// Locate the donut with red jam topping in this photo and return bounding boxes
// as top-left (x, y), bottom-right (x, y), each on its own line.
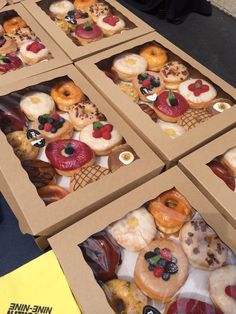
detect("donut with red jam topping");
top-left (45, 139), bottom-right (95, 176)
top-left (153, 90), bottom-right (189, 122)
top-left (75, 22), bottom-right (103, 45)
top-left (0, 54), bottom-right (22, 75)
top-left (79, 230), bottom-right (121, 282)
top-left (0, 103), bottom-right (28, 134)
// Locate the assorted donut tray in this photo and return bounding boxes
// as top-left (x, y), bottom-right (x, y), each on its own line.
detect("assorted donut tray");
top-left (0, 3), bottom-right (70, 86)
top-left (77, 32), bottom-right (236, 166)
top-left (49, 167), bottom-right (236, 314)
top-left (180, 128), bottom-right (236, 230)
top-left (22, 0), bottom-right (153, 61)
top-left (0, 65), bottom-right (162, 237)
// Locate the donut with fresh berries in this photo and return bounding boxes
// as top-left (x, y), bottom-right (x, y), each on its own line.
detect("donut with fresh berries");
top-left (79, 121), bottom-right (123, 156)
top-left (32, 113), bottom-right (74, 143)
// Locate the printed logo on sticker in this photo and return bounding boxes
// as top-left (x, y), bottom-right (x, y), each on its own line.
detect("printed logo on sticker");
top-left (7, 303), bottom-right (53, 314)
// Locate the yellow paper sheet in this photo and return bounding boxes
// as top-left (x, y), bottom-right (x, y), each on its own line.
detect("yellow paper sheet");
top-left (0, 251), bottom-right (81, 314)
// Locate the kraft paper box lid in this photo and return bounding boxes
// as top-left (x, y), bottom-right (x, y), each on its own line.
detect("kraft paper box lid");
top-left (0, 65), bottom-right (163, 238)
top-left (76, 32), bottom-right (236, 167)
top-left (0, 0), bottom-right (6, 10)
top-left (22, 0), bottom-right (153, 61)
top-left (0, 3), bottom-right (71, 87)
top-left (49, 166), bottom-right (236, 314)
top-left (179, 128), bottom-right (236, 229)
top-left (0, 251), bottom-right (81, 314)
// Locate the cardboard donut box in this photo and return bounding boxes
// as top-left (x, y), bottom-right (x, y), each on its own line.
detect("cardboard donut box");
top-left (22, 0), bottom-right (153, 61)
top-left (0, 3), bottom-right (71, 87)
top-left (76, 32), bottom-right (236, 167)
top-left (49, 166), bottom-right (236, 314)
top-left (0, 0), bottom-right (7, 10)
top-left (0, 65), bottom-right (163, 245)
top-left (179, 128), bottom-right (236, 229)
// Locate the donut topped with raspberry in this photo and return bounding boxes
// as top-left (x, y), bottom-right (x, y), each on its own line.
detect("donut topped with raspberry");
top-left (79, 121), bottom-right (123, 156)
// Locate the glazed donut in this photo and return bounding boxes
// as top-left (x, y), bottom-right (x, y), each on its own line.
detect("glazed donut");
top-left (206, 98), bottom-right (233, 116)
top-left (112, 53), bottom-right (147, 82)
top-left (79, 121), bottom-right (123, 156)
top-left (164, 297), bottom-right (223, 314)
top-left (153, 90), bottom-right (189, 123)
top-left (134, 239), bottom-right (189, 302)
top-left (87, 2), bottom-right (110, 22)
top-left (74, 0), bottom-right (96, 11)
top-left (207, 160), bottom-right (235, 191)
top-left (0, 24), bottom-right (4, 36)
top-left (45, 139), bottom-right (95, 176)
top-left (0, 54), bottom-right (23, 75)
top-left (51, 81), bottom-right (84, 112)
top-left (20, 92), bottom-right (55, 121)
top-left (103, 279), bottom-right (148, 313)
top-left (49, 0), bottom-right (75, 19)
top-left (132, 71), bottom-right (165, 102)
top-left (32, 113), bottom-right (74, 143)
top-left (108, 207), bottom-right (157, 252)
top-left (74, 22), bottom-right (103, 45)
top-left (21, 159), bottom-right (56, 188)
top-left (221, 147), bottom-right (236, 177)
top-left (0, 103), bottom-right (28, 134)
top-left (148, 188), bottom-right (192, 234)
top-left (3, 17), bottom-right (27, 34)
top-left (157, 120), bottom-right (185, 139)
top-left (6, 131), bottom-right (39, 161)
top-left (37, 185), bottom-right (69, 205)
top-left (79, 230), bottom-right (121, 282)
top-left (140, 45), bottom-right (168, 71)
top-left (180, 219), bottom-right (227, 270)
top-left (96, 14), bottom-right (125, 36)
top-left (178, 79), bottom-right (217, 108)
top-left (160, 61), bottom-right (189, 89)
top-left (209, 265), bottom-right (236, 314)
top-left (117, 82), bottom-right (139, 102)
top-left (0, 35), bottom-right (17, 55)
top-left (69, 101), bottom-right (105, 131)
top-left (19, 40), bottom-right (49, 65)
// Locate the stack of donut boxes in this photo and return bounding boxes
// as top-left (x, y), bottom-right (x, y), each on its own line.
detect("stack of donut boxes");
top-left (1, 0), bottom-right (236, 313)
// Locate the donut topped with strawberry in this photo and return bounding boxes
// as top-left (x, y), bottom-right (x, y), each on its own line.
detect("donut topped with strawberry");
top-left (178, 78), bottom-right (217, 108)
top-left (79, 121), bottom-right (123, 156)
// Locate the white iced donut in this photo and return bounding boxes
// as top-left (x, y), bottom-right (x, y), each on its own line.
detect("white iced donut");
top-left (222, 147), bottom-right (236, 176)
top-left (20, 92), bottom-right (55, 121)
top-left (209, 265), bottom-right (236, 314)
top-left (180, 219), bottom-right (227, 271)
top-left (112, 53), bottom-right (147, 81)
top-left (178, 78), bottom-right (217, 108)
top-left (157, 120), bottom-right (185, 139)
top-left (108, 207), bottom-right (157, 252)
top-left (49, 0), bottom-right (74, 18)
top-left (96, 15), bottom-right (125, 36)
top-left (19, 40), bottom-right (49, 65)
top-left (79, 121), bottom-right (123, 156)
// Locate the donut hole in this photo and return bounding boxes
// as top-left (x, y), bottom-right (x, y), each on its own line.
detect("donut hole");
top-left (165, 198), bottom-right (177, 208)
top-left (63, 90), bottom-right (70, 97)
top-left (200, 238), bottom-right (209, 245)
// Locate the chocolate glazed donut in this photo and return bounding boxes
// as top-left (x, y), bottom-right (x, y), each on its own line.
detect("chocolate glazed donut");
top-left (79, 230), bottom-right (121, 282)
top-left (207, 159), bottom-right (235, 191)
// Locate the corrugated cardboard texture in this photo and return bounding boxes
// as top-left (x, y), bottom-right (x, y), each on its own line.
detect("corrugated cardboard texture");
top-left (23, 0), bottom-right (153, 61)
top-left (179, 128), bottom-right (236, 229)
top-left (0, 3), bottom-right (71, 87)
top-left (0, 65), bottom-right (163, 237)
top-left (76, 33), bottom-right (236, 167)
top-left (49, 166), bottom-right (236, 314)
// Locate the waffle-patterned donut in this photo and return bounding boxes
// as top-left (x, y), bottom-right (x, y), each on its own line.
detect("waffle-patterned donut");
top-left (177, 108), bottom-right (212, 130)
